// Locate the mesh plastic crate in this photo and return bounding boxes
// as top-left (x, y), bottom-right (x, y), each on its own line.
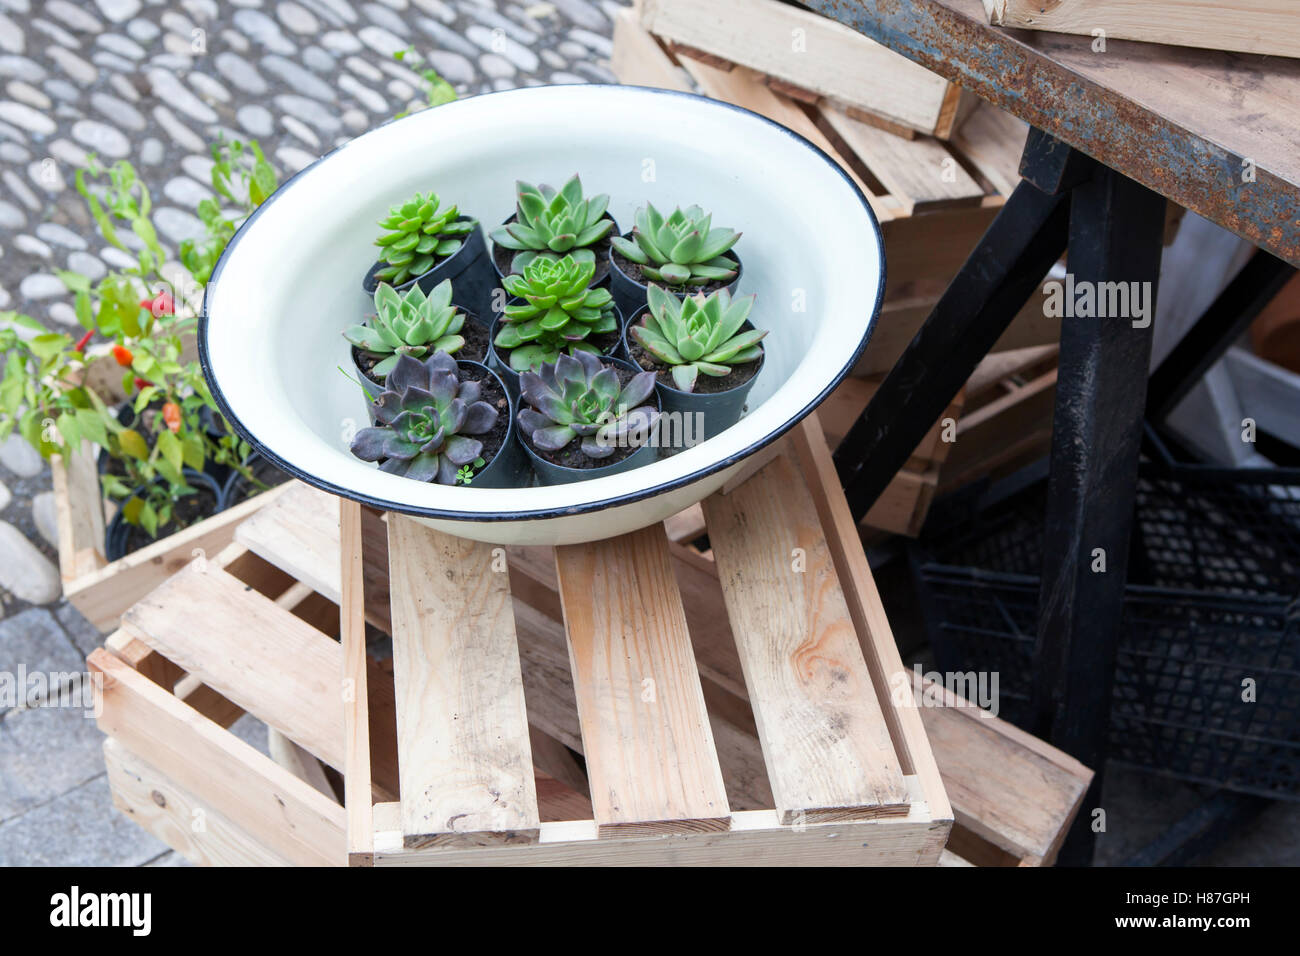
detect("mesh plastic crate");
top-left (912, 455), bottom-right (1300, 800)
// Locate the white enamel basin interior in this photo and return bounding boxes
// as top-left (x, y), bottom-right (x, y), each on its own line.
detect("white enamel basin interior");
top-left (201, 85), bottom-right (884, 545)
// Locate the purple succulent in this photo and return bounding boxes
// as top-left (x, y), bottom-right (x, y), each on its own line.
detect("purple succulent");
top-left (350, 352), bottom-right (498, 484)
top-left (517, 351), bottom-right (659, 460)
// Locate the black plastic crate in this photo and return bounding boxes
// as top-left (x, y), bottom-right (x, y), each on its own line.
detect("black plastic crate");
top-left (912, 451), bottom-right (1300, 800)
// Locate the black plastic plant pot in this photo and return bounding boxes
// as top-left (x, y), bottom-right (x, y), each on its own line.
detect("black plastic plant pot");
top-left (486, 298), bottom-right (624, 401)
top-left (516, 356), bottom-right (661, 486)
top-left (621, 308), bottom-right (765, 446)
top-left (362, 217), bottom-right (495, 325)
top-left (220, 451), bottom-right (293, 506)
top-left (489, 213), bottom-right (620, 287)
top-left (104, 468), bottom-right (225, 561)
top-left (453, 360), bottom-right (531, 489)
top-left (607, 244), bottom-right (744, 320)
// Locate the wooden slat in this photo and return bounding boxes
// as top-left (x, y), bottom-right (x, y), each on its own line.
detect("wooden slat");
top-left (104, 739), bottom-right (297, 867)
top-left (386, 515), bottom-right (539, 848)
top-left (787, 415), bottom-right (952, 832)
top-left (555, 525), bottom-right (730, 835)
top-left (239, 482), bottom-right (391, 629)
top-left (610, 8), bottom-right (691, 91)
top-left (950, 99), bottom-right (1030, 197)
top-left (90, 648), bottom-right (345, 866)
top-left (822, 105), bottom-right (984, 215)
top-left (983, 0), bottom-right (1300, 60)
top-left (121, 564), bottom-right (343, 768)
top-left (703, 453), bottom-right (911, 823)
top-left (340, 498), bottom-right (374, 863)
top-left (917, 677), bottom-right (1091, 865)
top-left (51, 440), bottom-right (106, 582)
top-left (373, 810), bottom-right (946, 866)
top-left (64, 482), bottom-right (291, 632)
top-left (641, 0), bottom-right (958, 135)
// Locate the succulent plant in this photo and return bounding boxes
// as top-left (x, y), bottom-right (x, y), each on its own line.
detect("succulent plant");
top-left (494, 254), bottom-right (617, 372)
top-left (374, 190), bottom-right (474, 286)
top-left (518, 352), bottom-right (658, 460)
top-left (632, 285), bottom-right (766, 392)
top-left (609, 203), bottom-right (740, 288)
top-left (350, 352), bottom-right (498, 484)
top-left (489, 175), bottom-right (614, 274)
top-left (344, 279), bottom-right (465, 377)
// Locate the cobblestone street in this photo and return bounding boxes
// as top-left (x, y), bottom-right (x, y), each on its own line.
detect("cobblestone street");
top-left (0, 0), bottom-right (622, 866)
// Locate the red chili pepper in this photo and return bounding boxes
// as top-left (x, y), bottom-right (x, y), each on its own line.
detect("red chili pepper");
top-left (133, 377), bottom-right (151, 390)
top-left (73, 330), bottom-right (93, 352)
top-left (140, 290), bottom-right (175, 317)
top-left (162, 402), bottom-right (182, 434)
top-left (112, 345), bottom-right (133, 367)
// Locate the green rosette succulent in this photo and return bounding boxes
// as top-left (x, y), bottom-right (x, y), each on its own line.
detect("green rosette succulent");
top-left (632, 285), bottom-right (766, 392)
top-left (609, 203), bottom-right (740, 288)
top-left (517, 352), bottom-right (658, 460)
top-left (349, 352), bottom-right (497, 484)
top-left (374, 190), bottom-right (474, 286)
top-left (344, 279), bottom-right (465, 377)
top-left (489, 174), bottom-right (614, 274)
top-left (494, 254), bottom-right (617, 372)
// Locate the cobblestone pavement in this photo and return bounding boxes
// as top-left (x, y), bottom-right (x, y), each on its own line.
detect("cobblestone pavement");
top-left (0, 0), bottom-right (623, 866)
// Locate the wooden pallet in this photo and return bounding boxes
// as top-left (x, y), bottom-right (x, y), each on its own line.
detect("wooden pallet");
top-left (49, 438), bottom-right (289, 633)
top-left (92, 414), bottom-right (1090, 866)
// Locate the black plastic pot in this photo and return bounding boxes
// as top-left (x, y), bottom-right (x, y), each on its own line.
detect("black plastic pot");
top-left (351, 308), bottom-right (490, 417)
top-left (362, 217), bottom-right (495, 325)
top-left (489, 213), bottom-right (620, 287)
top-left (515, 355), bottom-right (661, 486)
top-left (607, 244), bottom-right (744, 320)
top-left (621, 307), bottom-right (764, 446)
top-left (486, 297), bottom-right (624, 400)
top-left (450, 360), bottom-right (531, 489)
top-left (220, 451), bottom-right (293, 506)
top-left (104, 468), bottom-right (225, 561)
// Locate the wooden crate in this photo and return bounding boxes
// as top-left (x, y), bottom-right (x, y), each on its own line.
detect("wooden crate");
top-left (92, 415), bottom-right (1089, 866)
top-left (50, 439), bottom-right (290, 633)
top-left (637, 0), bottom-right (975, 137)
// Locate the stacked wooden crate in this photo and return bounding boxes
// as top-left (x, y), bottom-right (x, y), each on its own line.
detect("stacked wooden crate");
top-left (612, 1), bottom-right (1063, 535)
top-left (92, 415), bottom-right (1090, 866)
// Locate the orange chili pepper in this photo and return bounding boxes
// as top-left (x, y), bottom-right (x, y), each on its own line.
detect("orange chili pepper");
top-left (112, 345), bottom-right (133, 367)
top-left (162, 402), bottom-right (182, 434)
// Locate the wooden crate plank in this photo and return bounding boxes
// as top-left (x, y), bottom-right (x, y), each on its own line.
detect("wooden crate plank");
top-left (51, 440), bottom-right (106, 582)
top-left (90, 648), bottom-right (345, 866)
top-left (702, 453), bottom-right (911, 823)
top-left (787, 415), bottom-right (952, 834)
top-left (822, 105), bottom-right (984, 215)
top-left (641, 0), bottom-right (956, 135)
top-left (610, 8), bottom-right (691, 91)
top-left (916, 677), bottom-right (1091, 865)
top-left (386, 515), bottom-right (539, 848)
top-left (64, 482), bottom-right (291, 633)
top-left (950, 99), bottom-right (1030, 197)
top-left (121, 564), bottom-right (344, 770)
top-left (104, 739), bottom-right (298, 867)
top-left (339, 498), bottom-right (374, 863)
top-left (983, 0), bottom-right (1300, 60)
top-left (374, 810), bottom-right (946, 866)
top-left (555, 525), bottom-right (730, 835)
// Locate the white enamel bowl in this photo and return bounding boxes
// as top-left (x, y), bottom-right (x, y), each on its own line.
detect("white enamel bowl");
top-left (201, 85), bottom-right (884, 545)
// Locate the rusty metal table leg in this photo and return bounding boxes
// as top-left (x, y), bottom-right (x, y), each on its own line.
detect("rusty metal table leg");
top-left (1031, 165), bottom-right (1166, 866)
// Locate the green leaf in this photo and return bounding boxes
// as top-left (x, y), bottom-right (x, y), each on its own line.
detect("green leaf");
top-left (75, 408), bottom-right (109, 448)
top-left (157, 429), bottom-right (183, 472)
top-left (119, 428), bottom-right (149, 460)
